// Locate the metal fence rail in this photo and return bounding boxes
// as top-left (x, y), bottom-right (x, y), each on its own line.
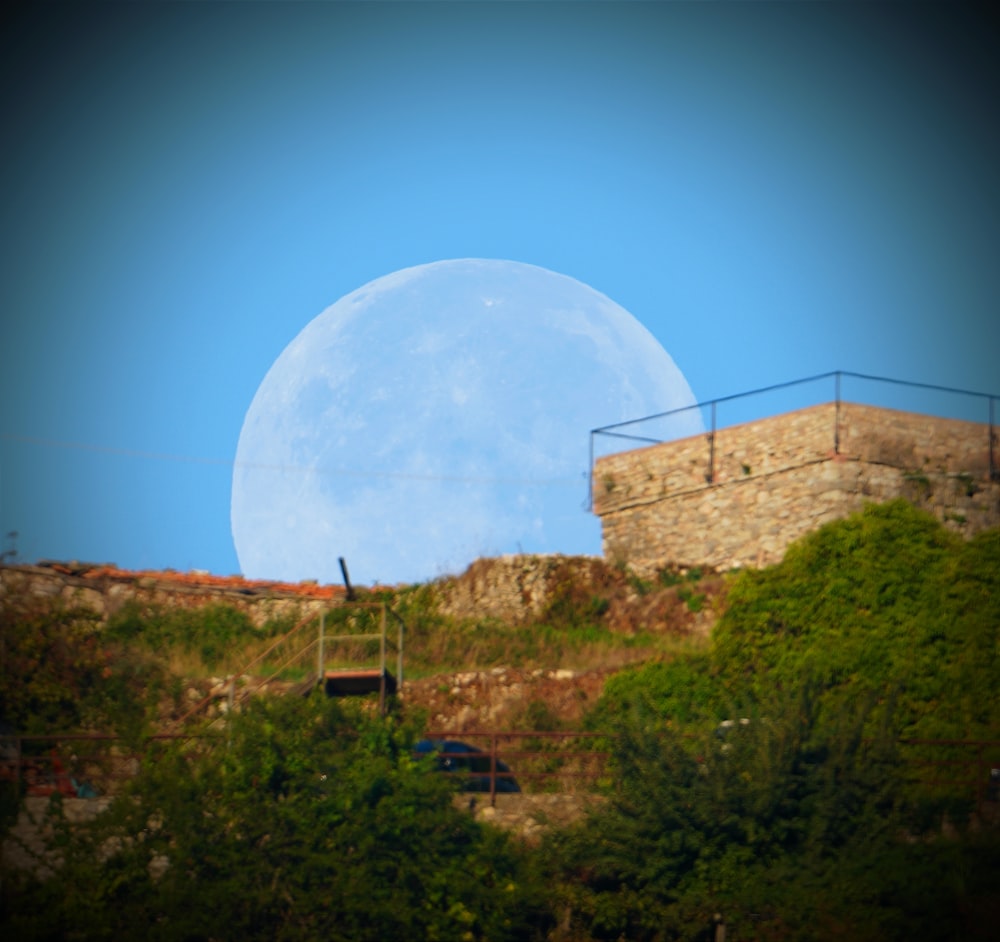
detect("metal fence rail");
top-left (0, 732), bottom-right (201, 797)
top-left (4, 731), bottom-right (998, 814)
top-left (425, 731), bottom-right (1000, 811)
top-left (171, 601), bottom-right (406, 732)
top-left (424, 730), bottom-right (614, 804)
top-left (589, 371), bottom-right (999, 508)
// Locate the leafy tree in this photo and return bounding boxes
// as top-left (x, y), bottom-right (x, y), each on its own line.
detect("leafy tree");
top-left (709, 500), bottom-right (999, 741)
top-left (587, 652), bottom-right (723, 734)
top-left (545, 686), bottom-right (998, 942)
top-left (2, 695), bottom-right (552, 941)
top-left (0, 598), bottom-right (164, 740)
top-left (570, 501), bottom-right (1000, 939)
top-left (932, 527), bottom-right (1000, 739)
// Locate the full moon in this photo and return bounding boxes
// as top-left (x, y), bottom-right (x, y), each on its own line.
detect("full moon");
top-left (231, 259), bottom-right (700, 586)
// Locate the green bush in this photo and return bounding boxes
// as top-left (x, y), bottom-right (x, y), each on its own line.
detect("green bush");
top-left (546, 687), bottom-right (996, 941)
top-left (676, 586), bottom-right (705, 613)
top-left (588, 652), bottom-right (723, 732)
top-left (0, 598), bottom-right (165, 739)
top-left (3, 696), bottom-right (552, 941)
top-left (710, 500), bottom-right (1000, 742)
top-left (569, 501), bottom-right (1000, 937)
top-left (105, 601), bottom-right (277, 673)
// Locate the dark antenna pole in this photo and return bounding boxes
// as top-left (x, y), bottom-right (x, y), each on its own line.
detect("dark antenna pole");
top-left (338, 556), bottom-right (356, 601)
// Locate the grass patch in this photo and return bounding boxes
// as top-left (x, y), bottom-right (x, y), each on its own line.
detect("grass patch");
top-left (394, 610), bottom-right (695, 679)
top-left (379, 569), bottom-right (715, 678)
top-left (677, 586), bottom-right (706, 613)
top-left (104, 601), bottom-right (303, 678)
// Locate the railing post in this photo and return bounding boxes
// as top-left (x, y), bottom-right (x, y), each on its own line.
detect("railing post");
top-left (490, 733), bottom-right (498, 807)
top-left (990, 396), bottom-right (997, 482)
top-left (227, 677), bottom-right (235, 750)
top-left (834, 371), bottom-right (842, 455)
top-left (317, 612), bottom-right (325, 690)
top-left (706, 401), bottom-right (717, 483)
top-left (396, 612), bottom-right (404, 692)
top-left (379, 605), bottom-right (387, 717)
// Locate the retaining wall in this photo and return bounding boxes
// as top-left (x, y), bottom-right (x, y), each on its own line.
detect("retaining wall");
top-left (0, 564), bottom-right (339, 627)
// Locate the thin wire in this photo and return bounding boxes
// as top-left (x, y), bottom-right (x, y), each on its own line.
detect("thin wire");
top-left (0, 433), bottom-right (585, 487)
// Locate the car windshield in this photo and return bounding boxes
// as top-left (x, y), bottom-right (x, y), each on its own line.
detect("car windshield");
top-left (414, 739), bottom-right (520, 792)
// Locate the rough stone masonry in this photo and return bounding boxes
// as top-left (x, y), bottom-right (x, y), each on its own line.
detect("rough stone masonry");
top-left (593, 401), bottom-right (1000, 577)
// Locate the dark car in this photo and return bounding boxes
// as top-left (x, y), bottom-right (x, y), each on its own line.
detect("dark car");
top-left (415, 739), bottom-right (521, 793)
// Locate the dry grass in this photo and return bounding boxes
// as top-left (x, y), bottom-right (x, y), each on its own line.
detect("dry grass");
top-left (399, 615), bottom-right (709, 679)
top-left (106, 570), bottom-right (719, 693)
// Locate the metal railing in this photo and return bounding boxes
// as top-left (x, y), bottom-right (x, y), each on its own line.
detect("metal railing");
top-left (589, 371), bottom-right (999, 508)
top-left (0, 733), bottom-right (198, 798)
top-left (317, 603), bottom-right (404, 716)
top-left (5, 731), bottom-right (997, 816)
top-left (424, 732), bottom-right (1000, 813)
top-left (423, 730), bottom-right (613, 805)
top-left (169, 608), bottom-right (323, 730)
top-left (172, 601), bottom-right (406, 731)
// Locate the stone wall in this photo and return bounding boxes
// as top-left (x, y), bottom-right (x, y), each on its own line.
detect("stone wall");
top-left (436, 554), bottom-right (614, 624)
top-left (0, 563), bottom-right (339, 628)
top-left (594, 402), bottom-right (1000, 575)
top-left (1, 796), bottom-right (116, 876)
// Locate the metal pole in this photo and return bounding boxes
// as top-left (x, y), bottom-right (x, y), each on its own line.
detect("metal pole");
top-left (990, 396), bottom-right (997, 481)
top-left (490, 733), bottom-right (498, 807)
top-left (379, 605), bottom-right (387, 716)
top-left (706, 401), bottom-right (717, 483)
top-left (227, 677), bottom-right (235, 750)
top-left (317, 613), bottom-right (325, 691)
top-left (339, 556), bottom-right (355, 601)
top-left (396, 612), bottom-right (404, 691)
top-left (834, 371), bottom-right (841, 455)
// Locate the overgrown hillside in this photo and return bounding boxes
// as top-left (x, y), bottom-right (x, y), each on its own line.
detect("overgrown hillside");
top-left (596, 498), bottom-right (1000, 742)
top-left (0, 552), bottom-right (728, 737)
top-left (2, 499), bottom-right (999, 940)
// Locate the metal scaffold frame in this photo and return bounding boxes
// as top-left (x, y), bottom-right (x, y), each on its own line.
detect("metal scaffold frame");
top-left (317, 602), bottom-right (404, 716)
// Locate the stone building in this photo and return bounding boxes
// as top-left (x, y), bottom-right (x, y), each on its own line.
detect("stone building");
top-left (592, 401), bottom-right (999, 577)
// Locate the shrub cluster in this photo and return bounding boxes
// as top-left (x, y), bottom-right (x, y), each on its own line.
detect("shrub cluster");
top-left (0, 599), bottom-right (166, 740)
top-left (103, 601), bottom-right (291, 674)
top-left (2, 697), bottom-right (551, 942)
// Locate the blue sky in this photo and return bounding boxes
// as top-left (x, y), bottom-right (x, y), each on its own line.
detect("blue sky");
top-left (1, 2), bottom-right (997, 583)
